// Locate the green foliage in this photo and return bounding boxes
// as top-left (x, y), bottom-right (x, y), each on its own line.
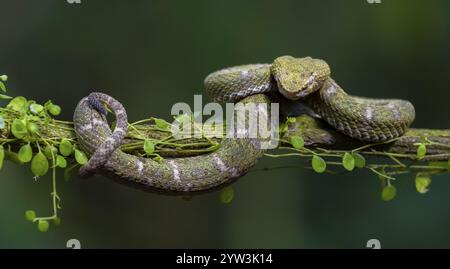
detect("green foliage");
top-left (416, 143), bottom-right (427, 160)
top-left (286, 117), bottom-right (297, 124)
top-left (7, 96), bottom-right (28, 112)
top-left (278, 122), bottom-right (289, 135)
top-left (278, 116), bottom-right (297, 137)
top-left (220, 186), bottom-right (234, 204)
top-left (74, 149), bottom-right (88, 165)
top-left (0, 116), bottom-right (4, 129)
top-left (290, 135), bottom-right (304, 149)
top-left (43, 145), bottom-right (58, 159)
top-left (52, 217), bottom-right (61, 226)
top-left (415, 174), bottom-right (432, 194)
top-left (311, 155), bottom-right (326, 173)
top-left (342, 152), bottom-right (355, 171)
top-left (18, 144), bottom-right (33, 163)
top-left (381, 185), bottom-right (397, 201)
top-left (27, 122), bottom-right (39, 134)
top-left (0, 82), bottom-right (6, 93)
top-left (29, 104), bottom-right (44, 115)
top-left (37, 220), bottom-right (50, 233)
top-left (0, 93), bottom-right (12, 100)
top-left (4, 151), bottom-right (24, 165)
top-left (154, 118), bottom-right (170, 130)
top-left (143, 139), bottom-right (155, 155)
top-left (353, 153), bottom-right (366, 168)
top-left (45, 101), bottom-right (61, 116)
top-left (11, 119), bottom-right (27, 139)
top-left (31, 152), bottom-right (49, 177)
top-left (24, 210), bottom-right (36, 221)
top-left (1, 74), bottom-right (65, 232)
top-left (174, 113), bottom-right (192, 124)
top-left (56, 155), bottom-right (67, 168)
top-left (0, 145), bottom-right (4, 170)
top-left (59, 139), bottom-right (73, 156)
top-left (0, 74), bottom-right (7, 93)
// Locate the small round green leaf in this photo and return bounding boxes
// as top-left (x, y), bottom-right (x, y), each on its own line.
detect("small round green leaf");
top-left (154, 118), bottom-right (170, 130)
top-left (143, 139), bottom-right (155, 155)
top-left (29, 104), bottom-right (44, 114)
top-left (290, 136), bottom-right (304, 149)
top-left (0, 145), bottom-right (4, 170)
top-left (31, 152), bottom-right (49, 177)
top-left (25, 210), bottom-right (36, 221)
top-left (48, 104), bottom-right (61, 116)
top-left (74, 149), bottom-right (88, 165)
top-left (153, 155), bottom-right (164, 163)
top-left (220, 186), bottom-right (234, 204)
top-left (381, 185), bottom-right (397, 201)
top-left (0, 74), bottom-right (8, 82)
top-left (353, 153), bottom-right (366, 168)
top-left (415, 174), bottom-right (432, 194)
top-left (7, 96), bottom-right (28, 112)
top-left (342, 152), bottom-right (355, 171)
top-left (0, 81), bottom-right (6, 92)
top-left (56, 155), bottom-right (67, 168)
top-left (4, 151), bottom-right (24, 165)
top-left (417, 144), bottom-right (426, 160)
top-left (312, 155), bottom-right (326, 173)
top-left (52, 217), bottom-right (61, 226)
top-left (43, 145), bottom-right (58, 159)
top-left (27, 122), bottom-right (39, 134)
top-left (18, 144), bottom-right (33, 163)
top-left (11, 119), bottom-right (28, 139)
top-left (37, 220), bottom-right (50, 233)
top-left (59, 139), bottom-right (73, 157)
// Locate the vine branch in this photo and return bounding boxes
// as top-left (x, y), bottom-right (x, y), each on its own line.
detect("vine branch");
top-left (0, 74), bottom-right (449, 232)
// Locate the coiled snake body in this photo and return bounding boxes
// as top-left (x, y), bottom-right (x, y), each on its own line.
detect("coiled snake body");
top-left (74, 56), bottom-right (415, 193)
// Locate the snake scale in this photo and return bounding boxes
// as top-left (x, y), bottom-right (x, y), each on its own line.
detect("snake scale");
top-left (74, 56), bottom-right (415, 193)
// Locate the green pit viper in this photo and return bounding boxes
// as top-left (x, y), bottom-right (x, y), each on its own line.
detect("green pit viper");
top-left (73, 56), bottom-right (415, 193)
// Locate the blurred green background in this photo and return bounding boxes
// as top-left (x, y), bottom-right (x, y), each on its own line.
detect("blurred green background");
top-left (1, 0), bottom-right (450, 248)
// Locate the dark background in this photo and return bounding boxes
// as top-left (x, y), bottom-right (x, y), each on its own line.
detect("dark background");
top-left (0, 0), bottom-right (449, 248)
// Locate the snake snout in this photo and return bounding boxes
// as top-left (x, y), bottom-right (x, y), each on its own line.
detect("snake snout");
top-left (271, 56), bottom-right (331, 101)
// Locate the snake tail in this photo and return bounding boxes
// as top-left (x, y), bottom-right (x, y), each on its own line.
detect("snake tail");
top-left (76, 92), bottom-right (128, 176)
top-left (74, 92), bottom-right (270, 193)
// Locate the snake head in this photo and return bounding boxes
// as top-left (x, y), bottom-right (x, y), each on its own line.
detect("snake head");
top-left (272, 56), bottom-right (331, 100)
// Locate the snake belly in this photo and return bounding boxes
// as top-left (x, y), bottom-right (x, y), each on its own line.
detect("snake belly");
top-left (205, 56), bottom-right (415, 142)
top-left (74, 92), bottom-right (269, 193)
